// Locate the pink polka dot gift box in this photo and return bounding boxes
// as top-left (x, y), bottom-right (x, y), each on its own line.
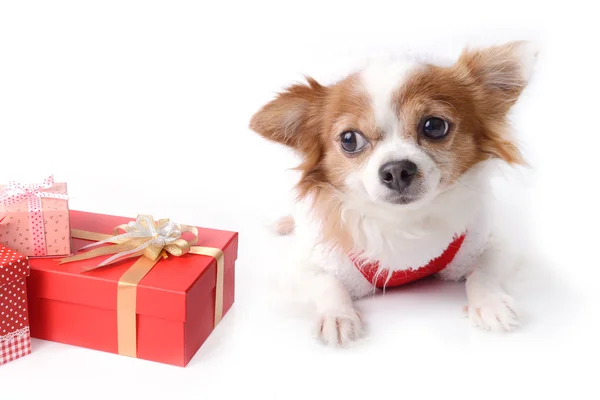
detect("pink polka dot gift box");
top-left (0, 175), bottom-right (71, 257)
top-left (0, 244), bottom-right (31, 366)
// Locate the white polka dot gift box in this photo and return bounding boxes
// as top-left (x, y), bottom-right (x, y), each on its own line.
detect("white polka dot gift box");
top-left (0, 175), bottom-right (71, 257)
top-left (0, 244), bottom-right (31, 366)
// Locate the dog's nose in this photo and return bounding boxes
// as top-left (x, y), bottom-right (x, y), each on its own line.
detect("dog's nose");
top-left (379, 160), bottom-right (418, 192)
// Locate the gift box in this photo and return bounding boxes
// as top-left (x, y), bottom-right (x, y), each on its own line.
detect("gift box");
top-left (26, 210), bottom-right (237, 367)
top-left (1, 245), bottom-right (32, 366)
top-left (0, 175), bottom-right (71, 257)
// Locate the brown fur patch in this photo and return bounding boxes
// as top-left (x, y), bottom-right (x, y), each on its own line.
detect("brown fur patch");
top-left (392, 44), bottom-right (530, 187)
top-left (250, 75), bottom-right (375, 251)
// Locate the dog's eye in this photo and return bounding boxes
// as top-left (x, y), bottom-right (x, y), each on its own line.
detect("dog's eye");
top-left (340, 130), bottom-right (368, 154)
top-left (422, 117), bottom-right (449, 139)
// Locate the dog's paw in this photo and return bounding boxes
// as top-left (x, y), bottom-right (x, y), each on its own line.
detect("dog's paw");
top-left (316, 309), bottom-right (364, 347)
top-left (465, 293), bottom-right (520, 332)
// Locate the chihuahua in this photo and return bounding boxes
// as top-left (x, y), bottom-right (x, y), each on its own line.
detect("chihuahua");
top-left (250, 41), bottom-right (537, 346)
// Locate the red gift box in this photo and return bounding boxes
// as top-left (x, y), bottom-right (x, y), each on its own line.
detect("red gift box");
top-left (26, 210), bottom-right (237, 367)
top-left (1, 245), bottom-right (32, 366)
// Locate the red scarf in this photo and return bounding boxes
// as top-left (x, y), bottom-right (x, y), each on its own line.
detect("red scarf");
top-left (352, 234), bottom-right (466, 288)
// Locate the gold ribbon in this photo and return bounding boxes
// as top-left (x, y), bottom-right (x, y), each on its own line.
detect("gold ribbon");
top-left (62, 215), bottom-right (225, 358)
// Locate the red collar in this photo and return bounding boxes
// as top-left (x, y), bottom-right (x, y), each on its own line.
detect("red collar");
top-left (351, 233), bottom-right (466, 288)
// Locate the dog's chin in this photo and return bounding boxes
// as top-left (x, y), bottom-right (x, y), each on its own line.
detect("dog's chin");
top-left (375, 186), bottom-right (439, 209)
top-left (355, 179), bottom-right (438, 210)
top-left (381, 193), bottom-right (424, 206)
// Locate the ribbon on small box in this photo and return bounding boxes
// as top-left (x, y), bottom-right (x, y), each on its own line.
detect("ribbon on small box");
top-left (60, 214), bottom-right (225, 359)
top-left (0, 176), bottom-right (69, 256)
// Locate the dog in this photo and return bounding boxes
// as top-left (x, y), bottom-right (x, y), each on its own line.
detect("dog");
top-left (249, 41), bottom-right (538, 346)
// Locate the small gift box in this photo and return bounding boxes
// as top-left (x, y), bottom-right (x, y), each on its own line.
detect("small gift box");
top-left (1, 245), bottom-right (32, 366)
top-left (27, 210), bottom-right (237, 367)
top-left (0, 175), bottom-right (71, 257)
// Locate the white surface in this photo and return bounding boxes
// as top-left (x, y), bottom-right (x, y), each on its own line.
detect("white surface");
top-left (1, 1), bottom-right (599, 398)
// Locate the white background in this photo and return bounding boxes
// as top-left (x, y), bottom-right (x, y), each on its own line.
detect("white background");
top-left (1, 1), bottom-right (599, 399)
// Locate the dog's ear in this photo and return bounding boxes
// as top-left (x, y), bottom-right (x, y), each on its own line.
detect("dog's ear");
top-left (458, 40), bottom-right (539, 114)
top-left (457, 41), bottom-right (538, 165)
top-left (249, 77), bottom-right (327, 154)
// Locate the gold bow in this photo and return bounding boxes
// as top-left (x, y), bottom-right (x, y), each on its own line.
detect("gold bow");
top-left (60, 214), bottom-right (200, 268)
top-left (61, 214), bottom-right (225, 358)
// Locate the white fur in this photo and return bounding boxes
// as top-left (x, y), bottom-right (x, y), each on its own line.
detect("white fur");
top-left (360, 59), bottom-right (418, 130)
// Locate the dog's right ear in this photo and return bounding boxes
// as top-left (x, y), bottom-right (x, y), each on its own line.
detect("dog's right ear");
top-left (249, 77), bottom-right (327, 154)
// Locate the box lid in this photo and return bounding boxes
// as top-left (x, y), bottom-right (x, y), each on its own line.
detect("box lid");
top-left (1, 245), bottom-right (30, 287)
top-left (28, 210), bottom-right (238, 322)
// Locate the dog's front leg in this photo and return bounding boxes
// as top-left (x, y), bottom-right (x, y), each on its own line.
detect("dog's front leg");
top-left (295, 265), bottom-right (364, 346)
top-left (465, 235), bottom-right (520, 331)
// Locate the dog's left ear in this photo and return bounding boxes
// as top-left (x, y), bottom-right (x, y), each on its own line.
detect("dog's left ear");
top-left (458, 40), bottom-right (539, 114)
